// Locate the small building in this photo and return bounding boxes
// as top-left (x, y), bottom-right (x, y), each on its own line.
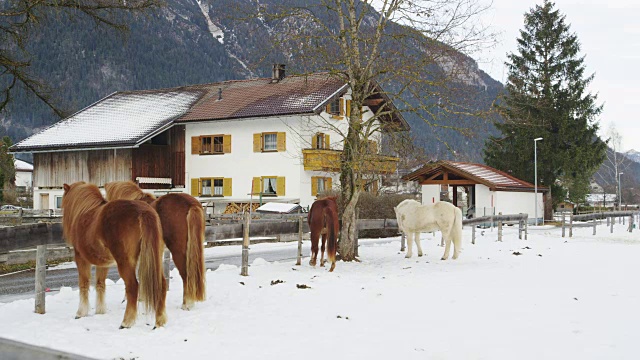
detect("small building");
top-left (14, 159), bottom-right (33, 193)
top-left (403, 161), bottom-right (548, 223)
top-left (585, 193), bottom-right (617, 209)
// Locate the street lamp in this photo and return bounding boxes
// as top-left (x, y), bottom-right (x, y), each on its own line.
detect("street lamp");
top-left (618, 172), bottom-right (624, 211)
top-left (534, 137), bottom-right (543, 226)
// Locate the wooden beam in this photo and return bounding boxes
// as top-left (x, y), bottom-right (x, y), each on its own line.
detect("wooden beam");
top-left (364, 99), bottom-right (384, 106)
top-left (420, 180), bottom-right (477, 185)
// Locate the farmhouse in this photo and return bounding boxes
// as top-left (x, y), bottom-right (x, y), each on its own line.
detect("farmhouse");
top-left (10, 66), bottom-right (408, 213)
top-left (404, 160), bottom-right (548, 223)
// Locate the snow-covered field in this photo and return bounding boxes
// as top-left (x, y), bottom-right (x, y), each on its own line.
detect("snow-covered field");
top-left (0, 224), bottom-right (638, 359)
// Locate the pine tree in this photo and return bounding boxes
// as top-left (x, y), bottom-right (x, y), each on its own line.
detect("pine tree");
top-left (484, 0), bottom-right (606, 208)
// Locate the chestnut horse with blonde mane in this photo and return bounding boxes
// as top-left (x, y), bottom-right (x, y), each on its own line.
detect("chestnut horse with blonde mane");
top-left (308, 196), bottom-right (339, 272)
top-left (62, 182), bottom-right (167, 329)
top-left (105, 181), bottom-right (206, 310)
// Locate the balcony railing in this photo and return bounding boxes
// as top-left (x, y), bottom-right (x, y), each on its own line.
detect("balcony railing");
top-left (302, 149), bottom-right (398, 174)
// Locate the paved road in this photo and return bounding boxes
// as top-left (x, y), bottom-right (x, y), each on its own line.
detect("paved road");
top-left (0, 241), bottom-right (314, 303)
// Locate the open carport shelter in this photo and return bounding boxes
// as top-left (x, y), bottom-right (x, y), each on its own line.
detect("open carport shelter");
top-left (403, 161), bottom-right (548, 224)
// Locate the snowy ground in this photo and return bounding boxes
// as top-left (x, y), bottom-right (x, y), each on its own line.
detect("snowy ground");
top-left (0, 223), bottom-right (638, 359)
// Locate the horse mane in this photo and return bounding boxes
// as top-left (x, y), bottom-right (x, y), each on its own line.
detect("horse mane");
top-left (105, 181), bottom-right (156, 203)
top-left (62, 182), bottom-right (106, 245)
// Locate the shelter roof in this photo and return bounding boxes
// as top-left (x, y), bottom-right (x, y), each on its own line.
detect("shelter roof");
top-left (403, 160), bottom-right (548, 192)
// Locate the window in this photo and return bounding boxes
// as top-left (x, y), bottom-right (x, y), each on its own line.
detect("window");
top-left (328, 99), bottom-right (340, 115)
top-left (252, 176), bottom-right (285, 196)
top-left (263, 133), bottom-right (277, 151)
top-left (312, 133), bottom-right (329, 149)
top-left (311, 176), bottom-right (332, 196)
top-left (55, 196), bottom-right (63, 209)
top-left (191, 135), bottom-right (231, 155)
top-left (191, 178), bottom-right (232, 197)
top-left (253, 132), bottom-right (286, 152)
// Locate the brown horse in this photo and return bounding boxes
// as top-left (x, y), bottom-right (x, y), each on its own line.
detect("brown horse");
top-left (62, 182), bottom-right (167, 329)
top-left (308, 196), bottom-right (339, 272)
top-left (105, 181), bottom-right (206, 310)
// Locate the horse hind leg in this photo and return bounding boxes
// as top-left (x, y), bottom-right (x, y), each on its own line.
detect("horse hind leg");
top-left (441, 232), bottom-right (452, 260)
top-left (75, 256), bottom-right (91, 319)
top-left (95, 266), bottom-right (109, 315)
top-left (405, 232), bottom-right (414, 258)
top-left (320, 231), bottom-right (327, 267)
top-left (117, 263), bottom-right (139, 329)
top-left (415, 233), bottom-right (424, 257)
top-left (309, 230), bottom-right (319, 267)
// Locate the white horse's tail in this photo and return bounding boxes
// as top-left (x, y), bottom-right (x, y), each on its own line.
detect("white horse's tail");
top-left (451, 206), bottom-right (463, 257)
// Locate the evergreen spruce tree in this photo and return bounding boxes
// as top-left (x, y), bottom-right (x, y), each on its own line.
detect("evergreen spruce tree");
top-left (484, 0), bottom-right (606, 209)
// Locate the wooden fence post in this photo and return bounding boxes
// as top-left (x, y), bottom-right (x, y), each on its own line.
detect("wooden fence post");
top-left (296, 216), bottom-right (303, 266)
top-left (569, 213), bottom-right (573, 238)
top-left (606, 216), bottom-right (610, 227)
top-left (518, 219), bottom-right (523, 240)
top-left (592, 215), bottom-right (597, 236)
top-left (472, 224), bottom-right (476, 244)
top-left (610, 215), bottom-right (614, 233)
top-left (561, 212), bottom-right (565, 238)
top-left (497, 212), bottom-right (503, 242)
top-left (628, 214), bottom-right (633, 233)
top-left (34, 244), bottom-right (47, 314)
top-left (163, 248), bottom-right (171, 291)
top-left (355, 209), bottom-right (359, 257)
top-left (240, 212), bottom-right (250, 276)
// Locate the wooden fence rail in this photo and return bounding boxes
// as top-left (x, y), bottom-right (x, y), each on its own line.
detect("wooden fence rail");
top-left (5, 209), bottom-right (637, 314)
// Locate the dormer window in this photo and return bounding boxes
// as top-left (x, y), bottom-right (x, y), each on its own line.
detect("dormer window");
top-left (328, 99), bottom-right (340, 116)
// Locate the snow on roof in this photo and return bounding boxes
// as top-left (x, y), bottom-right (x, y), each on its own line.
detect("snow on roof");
top-left (256, 202), bottom-right (302, 213)
top-left (10, 90), bottom-right (203, 152)
top-left (14, 159), bottom-right (33, 172)
top-left (451, 162), bottom-right (526, 188)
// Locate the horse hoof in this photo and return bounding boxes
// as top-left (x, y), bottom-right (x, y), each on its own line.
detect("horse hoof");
top-left (329, 264), bottom-right (335, 272)
top-left (119, 325), bottom-right (128, 330)
top-left (440, 257), bottom-right (448, 261)
top-left (418, 253), bottom-right (423, 257)
top-left (75, 316), bottom-right (81, 320)
top-left (405, 254), bottom-right (411, 259)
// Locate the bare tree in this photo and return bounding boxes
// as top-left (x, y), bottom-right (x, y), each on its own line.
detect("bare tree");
top-left (237, 0), bottom-right (495, 261)
top-left (1, 0), bottom-right (164, 116)
top-left (594, 123), bottom-right (632, 209)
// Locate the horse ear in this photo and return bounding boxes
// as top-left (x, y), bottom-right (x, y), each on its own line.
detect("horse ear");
top-left (63, 184), bottom-right (70, 192)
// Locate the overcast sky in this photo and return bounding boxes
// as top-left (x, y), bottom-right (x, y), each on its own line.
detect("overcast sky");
top-left (476, 0), bottom-right (640, 152)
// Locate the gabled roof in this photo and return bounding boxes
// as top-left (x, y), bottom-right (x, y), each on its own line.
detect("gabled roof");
top-left (403, 160), bottom-right (548, 192)
top-left (10, 89), bottom-right (204, 153)
top-left (10, 72), bottom-right (408, 153)
top-left (177, 73), bottom-right (348, 122)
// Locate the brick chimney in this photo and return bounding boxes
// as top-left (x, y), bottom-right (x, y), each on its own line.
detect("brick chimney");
top-left (271, 64), bottom-right (286, 83)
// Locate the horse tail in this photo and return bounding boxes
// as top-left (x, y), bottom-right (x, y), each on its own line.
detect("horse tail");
top-left (324, 207), bottom-right (338, 272)
top-left (185, 205), bottom-right (206, 303)
top-left (137, 209), bottom-right (167, 316)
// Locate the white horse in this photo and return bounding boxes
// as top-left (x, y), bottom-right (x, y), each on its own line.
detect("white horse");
top-left (394, 199), bottom-right (463, 260)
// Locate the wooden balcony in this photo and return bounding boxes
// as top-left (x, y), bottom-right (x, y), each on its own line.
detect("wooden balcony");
top-left (302, 149), bottom-right (399, 174)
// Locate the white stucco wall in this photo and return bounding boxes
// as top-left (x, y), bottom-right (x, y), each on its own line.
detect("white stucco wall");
top-left (15, 171), bottom-right (32, 189)
top-left (421, 184), bottom-right (441, 205)
top-left (474, 184), bottom-right (494, 216)
top-left (474, 184), bottom-right (544, 222)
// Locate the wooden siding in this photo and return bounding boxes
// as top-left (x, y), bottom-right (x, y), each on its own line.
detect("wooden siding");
top-left (170, 125), bottom-right (185, 187)
top-left (34, 149), bottom-right (132, 188)
top-left (132, 145), bottom-right (171, 186)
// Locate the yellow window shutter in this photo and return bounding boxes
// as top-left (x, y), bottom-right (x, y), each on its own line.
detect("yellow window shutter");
top-left (252, 177), bottom-right (261, 195)
top-left (277, 132), bottom-right (286, 152)
top-left (190, 178), bottom-right (200, 196)
top-left (276, 177), bottom-right (285, 196)
top-left (326, 177), bottom-right (332, 190)
top-left (325, 103), bottom-right (331, 114)
top-left (223, 134), bottom-right (232, 153)
top-left (339, 98), bottom-right (344, 116)
top-left (223, 178), bottom-right (232, 196)
top-left (311, 176), bottom-right (318, 196)
top-left (311, 134), bottom-right (318, 149)
top-left (191, 136), bottom-right (201, 154)
top-left (324, 134), bottom-right (330, 149)
top-left (253, 133), bottom-right (262, 152)
top-left (369, 140), bottom-right (378, 154)
top-left (346, 100), bottom-right (351, 117)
